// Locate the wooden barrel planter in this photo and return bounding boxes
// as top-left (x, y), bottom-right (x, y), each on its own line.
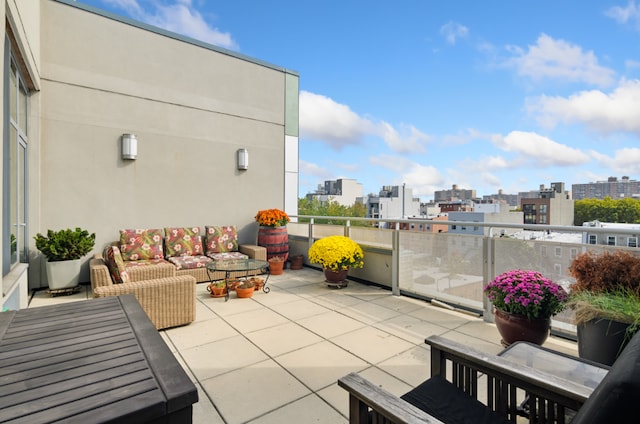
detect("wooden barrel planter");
top-left (257, 226), bottom-right (289, 261)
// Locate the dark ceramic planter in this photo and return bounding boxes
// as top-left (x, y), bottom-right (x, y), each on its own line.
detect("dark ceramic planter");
top-left (324, 267), bottom-right (349, 288)
top-left (577, 318), bottom-right (632, 366)
top-left (494, 308), bottom-right (551, 346)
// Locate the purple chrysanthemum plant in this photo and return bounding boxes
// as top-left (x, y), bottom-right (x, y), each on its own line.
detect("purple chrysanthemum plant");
top-left (484, 269), bottom-right (568, 319)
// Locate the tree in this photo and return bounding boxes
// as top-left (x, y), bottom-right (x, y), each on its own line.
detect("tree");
top-left (297, 198), bottom-right (370, 226)
top-left (574, 197), bottom-right (640, 225)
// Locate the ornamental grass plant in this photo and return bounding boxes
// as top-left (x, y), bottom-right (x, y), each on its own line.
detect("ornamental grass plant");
top-left (255, 209), bottom-right (290, 227)
top-left (308, 235), bottom-right (364, 272)
top-left (484, 269), bottom-right (568, 319)
top-left (568, 250), bottom-right (640, 330)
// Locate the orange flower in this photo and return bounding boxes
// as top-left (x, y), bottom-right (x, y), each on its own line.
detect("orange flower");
top-left (255, 209), bottom-right (290, 227)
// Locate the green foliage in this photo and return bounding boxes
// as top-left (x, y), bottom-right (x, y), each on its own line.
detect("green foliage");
top-left (574, 197), bottom-right (640, 225)
top-left (34, 228), bottom-right (96, 262)
top-left (297, 198), bottom-right (370, 226)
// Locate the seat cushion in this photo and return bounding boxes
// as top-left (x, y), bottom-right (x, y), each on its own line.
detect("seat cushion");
top-left (167, 255), bottom-right (212, 271)
top-left (207, 251), bottom-right (249, 261)
top-left (164, 227), bottom-right (204, 258)
top-left (400, 375), bottom-right (510, 424)
top-left (206, 225), bottom-right (239, 254)
top-left (119, 228), bottom-right (164, 261)
top-left (103, 245), bottom-right (130, 284)
top-left (571, 330), bottom-right (640, 423)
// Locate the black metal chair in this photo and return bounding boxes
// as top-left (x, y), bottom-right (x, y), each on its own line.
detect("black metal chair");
top-left (339, 331), bottom-right (640, 423)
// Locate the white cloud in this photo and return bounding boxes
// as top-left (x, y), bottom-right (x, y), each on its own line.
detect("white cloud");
top-left (529, 79), bottom-right (640, 135)
top-left (606, 1), bottom-right (640, 29)
top-left (590, 148), bottom-right (640, 174)
top-left (494, 131), bottom-right (590, 166)
top-left (299, 91), bottom-right (375, 149)
top-left (102, 0), bottom-right (237, 49)
top-left (299, 159), bottom-right (330, 178)
top-left (505, 34), bottom-right (616, 87)
top-left (376, 122), bottom-right (430, 153)
top-left (369, 155), bottom-right (445, 198)
top-left (300, 91), bottom-right (431, 152)
top-left (440, 21), bottom-right (469, 45)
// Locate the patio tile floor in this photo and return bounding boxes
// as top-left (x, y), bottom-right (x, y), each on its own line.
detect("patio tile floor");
top-left (28, 267), bottom-right (579, 423)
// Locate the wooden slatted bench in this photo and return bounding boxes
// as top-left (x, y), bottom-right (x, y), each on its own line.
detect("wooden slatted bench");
top-left (0, 295), bottom-right (198, 423)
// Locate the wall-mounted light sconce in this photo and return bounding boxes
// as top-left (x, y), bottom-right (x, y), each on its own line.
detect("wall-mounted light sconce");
top-left (121, 134), bottom-right (138, 160)
top-left (237, 148), bottom-right (248, 170)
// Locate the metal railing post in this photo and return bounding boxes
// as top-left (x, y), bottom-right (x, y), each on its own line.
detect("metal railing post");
top-left (391, 222), bottom-right (400, 296)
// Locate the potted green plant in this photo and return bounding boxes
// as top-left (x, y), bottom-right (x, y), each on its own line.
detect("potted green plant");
top-left (268, 256), bottom-right (285, 275)
top-left (308, 235), bottom-right (364, 288)
top-left (34, 227), bottom-right (95, 290)
top-left (235, 280), bottom-right (255, 298)
top-left (568, 250), bottom-right (640, 365)
top-left (207, 281), bottom-right (227, 297)
top-left (484, 269), bottom-right (568, 346)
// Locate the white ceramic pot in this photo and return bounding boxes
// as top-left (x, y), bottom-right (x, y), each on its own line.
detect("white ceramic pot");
top-left (45, 259), bottom-right (81, 290)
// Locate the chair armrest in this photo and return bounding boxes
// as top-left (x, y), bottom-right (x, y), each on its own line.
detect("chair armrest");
top-left (90, 255), bottom-right (113, 289)
top-left (338, 372), bottom-right (444, 424)
top-left (239, 244), bottom-right (266, 260)
top-left (92, 275), bottom-right (196, 330)
top-left (426, 335), bottom-right (592, 416)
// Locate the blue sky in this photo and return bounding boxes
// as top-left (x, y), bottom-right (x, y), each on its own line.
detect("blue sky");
top-left (76, 0), bottom-right (640, 201)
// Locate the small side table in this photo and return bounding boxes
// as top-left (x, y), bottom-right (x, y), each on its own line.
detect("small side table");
top-left (499, 341), bottom-right (610, 419)
top-left (206, 259), bottom-right (269, 301)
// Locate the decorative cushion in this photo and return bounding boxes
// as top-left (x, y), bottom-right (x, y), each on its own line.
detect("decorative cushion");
top-left (103, 245), bottom-right (130, 284)
top-left (123, 258), bottom-right (169, 269)
top-left (207, 251), bottom-right (249, 261)
top-left (119, 229), bottom-right (164, 261)
top-left (167, 255), bottom-right (212, 270)
top-left (206, 226), bottom-right (239, 254)
top-left (401, 375), bottom-right (510, 424)
top-left (164, 227), bottom-right (204, 258)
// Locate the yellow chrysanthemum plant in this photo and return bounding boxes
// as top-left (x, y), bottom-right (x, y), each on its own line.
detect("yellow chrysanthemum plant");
top-left (308, 235), bottom-right (364, 272)
top-left (255, 209), bottom-right (290, 227)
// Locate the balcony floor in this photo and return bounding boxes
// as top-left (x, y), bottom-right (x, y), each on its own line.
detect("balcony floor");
top-left (29, 267), bottom-right (579, 423)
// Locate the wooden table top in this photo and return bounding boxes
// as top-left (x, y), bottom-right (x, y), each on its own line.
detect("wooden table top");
top-left (0, 295), bottom-right (197, 423)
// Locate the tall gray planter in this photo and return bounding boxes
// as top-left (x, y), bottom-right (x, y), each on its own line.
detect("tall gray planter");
top-left (577, 318), bottom-right (632, 366)
top-left (45, 259), bottom-right (81, 290)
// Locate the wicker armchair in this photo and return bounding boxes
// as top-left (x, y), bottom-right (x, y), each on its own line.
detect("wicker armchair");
top-left (90, 256), bottom-right (196, 330)
top-left (339, 333), bottom-right (640, 424)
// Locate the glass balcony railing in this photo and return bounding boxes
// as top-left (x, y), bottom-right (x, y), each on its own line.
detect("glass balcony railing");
top-left (288, 215), bottom-right (640, 339)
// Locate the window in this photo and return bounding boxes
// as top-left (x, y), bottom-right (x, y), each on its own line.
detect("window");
top-left (628, 237), bottom-right (638, 248)
top-left (541, 246), bottom-right (547, 257)
top-left (570, 248), bottom-right (578, 259)
top-left (555, 247), bottom-right (562, 257)
top-left (588, 234), bottom-right (597, 245)
top-left (607, 236), bottom-right (616, 246)
top-left (3, 41), bottom-right (29, 275)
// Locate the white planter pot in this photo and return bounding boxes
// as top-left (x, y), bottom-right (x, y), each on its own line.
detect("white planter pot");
top-left (45, 259), bottom-right (81, 290)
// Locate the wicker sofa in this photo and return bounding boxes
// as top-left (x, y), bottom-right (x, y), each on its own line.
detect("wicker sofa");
top-left (90, 226), bottom-right (267, 329)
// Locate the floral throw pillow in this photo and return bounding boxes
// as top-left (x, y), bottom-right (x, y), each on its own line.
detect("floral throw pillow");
top-left (206, 225), bottom-right (239, 254)
top-left (119, 228), bottom-right (164, 261)
top-left (103, 245), bottom-right (130, 284)
top-left (164, 227), bottom-right (204, 258)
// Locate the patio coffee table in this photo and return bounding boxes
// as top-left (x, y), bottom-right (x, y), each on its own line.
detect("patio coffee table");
top-left (206, 259), bottom-right (269, 301)
top-left (499, 341), bottom-right (610, 418)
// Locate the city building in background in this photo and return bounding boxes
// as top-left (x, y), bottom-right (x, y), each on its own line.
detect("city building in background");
top-left (305, 178), bottom-right (363, 206)
top-left (572, 176), bottom-right (640, 200)
top-left (520, 182), bottom-right (574, 226)
top-left (582, 220), bottom-right (640, 248)
top-left (365, 185), bottom-right (420, 220)
top-left (434, 184), bottom-right (476, 202)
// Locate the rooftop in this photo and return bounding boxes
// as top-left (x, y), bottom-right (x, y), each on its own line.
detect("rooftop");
top-left (29, 267), bottom-right (579, 423)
